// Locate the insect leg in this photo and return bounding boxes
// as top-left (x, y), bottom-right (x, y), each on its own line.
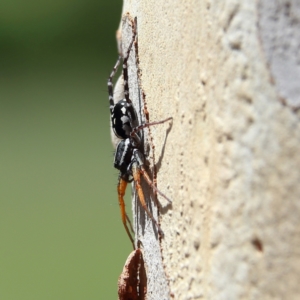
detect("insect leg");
top-left (107, 56), bottom-right (122, 114)
top-left (139, 165), bottom-right (172, 203)
top-left (131, 162), bottom-right (164, 237)
top-left (130, 117), bottom-right (173, 138)
top-left (117, 176), bottom-right (135, 249)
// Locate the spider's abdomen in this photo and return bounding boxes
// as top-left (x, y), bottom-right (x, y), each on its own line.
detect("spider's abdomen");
top-left (112, 100), bottom-right (138, 139)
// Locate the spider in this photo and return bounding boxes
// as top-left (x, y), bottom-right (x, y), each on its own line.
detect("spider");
top-left (107, 24), bottom-right (172, 249)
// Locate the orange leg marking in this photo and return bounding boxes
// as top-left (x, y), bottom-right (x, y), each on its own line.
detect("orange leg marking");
top-left (118, 178), bottom-right (135, 249)
top-left (132, 163), bottom-right (164, 237)
top-left (139, 165), bottom-right (172, 203)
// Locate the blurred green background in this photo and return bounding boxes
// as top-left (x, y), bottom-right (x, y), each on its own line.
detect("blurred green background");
top-left (0, 1), bottom-right (133, 299)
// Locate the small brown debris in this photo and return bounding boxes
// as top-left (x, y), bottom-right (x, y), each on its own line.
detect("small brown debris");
top-left (118, 248), bottom-right (147, 300)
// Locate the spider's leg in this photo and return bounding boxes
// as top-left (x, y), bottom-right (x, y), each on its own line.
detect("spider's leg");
top-left (132, 147), bottom-right (172, 203)
top-left (139, 165), bottom-right (172, 203)
top-left (107, 56), bottom-right (122, 114)
top-left (118, 176), bottom-right (135, 249)
top-left (130, 117), bottom-right (173, 138)
top-left (122, 25), bottom-right (137, 104)
top-left (126, 214), bottom-right (134, 234)
top-left (131, 162), bottom-right (164, 237)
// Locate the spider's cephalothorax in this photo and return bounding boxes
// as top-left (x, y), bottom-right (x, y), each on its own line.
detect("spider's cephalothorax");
top-left (107, 26), bottom-right (172, 249)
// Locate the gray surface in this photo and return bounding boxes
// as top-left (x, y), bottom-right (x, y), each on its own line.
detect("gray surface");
top-left (258, 0), bottom-right (300, 109)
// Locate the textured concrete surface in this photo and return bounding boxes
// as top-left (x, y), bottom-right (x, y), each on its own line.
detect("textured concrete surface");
top-left (115, 1), bottom-right (300, 299)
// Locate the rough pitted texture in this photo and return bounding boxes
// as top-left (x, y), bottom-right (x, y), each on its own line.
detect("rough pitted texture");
top-left (116, 1), bottom-right (300, 299)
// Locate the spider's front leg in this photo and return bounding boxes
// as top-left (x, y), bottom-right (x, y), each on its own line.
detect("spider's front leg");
top-left (117, 176), bottom-right (135, 249)
top-left (130, 117), bottom-right (173, 139)
top-left (131, 161), bottom-right (164, 237)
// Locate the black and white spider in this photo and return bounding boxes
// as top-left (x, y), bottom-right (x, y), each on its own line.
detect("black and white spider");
top-left (107, 25), bottom-right (172, 249)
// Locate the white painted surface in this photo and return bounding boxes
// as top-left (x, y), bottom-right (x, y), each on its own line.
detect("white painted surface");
top-left (114, 1), bottom-right (300, 299)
